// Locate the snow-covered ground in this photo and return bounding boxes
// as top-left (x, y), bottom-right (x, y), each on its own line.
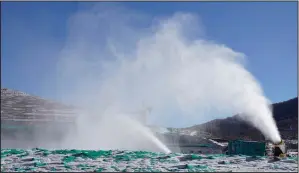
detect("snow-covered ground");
top-left (1, 148), bottom-right (297, 172)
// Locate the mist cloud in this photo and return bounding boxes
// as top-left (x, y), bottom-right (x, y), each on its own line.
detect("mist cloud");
top-left (56, 3), bottom-right (280, 151)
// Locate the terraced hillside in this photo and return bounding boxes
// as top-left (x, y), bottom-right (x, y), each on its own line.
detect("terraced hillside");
top-left (1, 88), bottom-right (78, 148)
top-left (1, 88), bottom-right (77, 122)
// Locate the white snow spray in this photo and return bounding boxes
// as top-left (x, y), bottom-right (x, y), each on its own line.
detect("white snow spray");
top-left (56, 4), bottom-right (281, 152)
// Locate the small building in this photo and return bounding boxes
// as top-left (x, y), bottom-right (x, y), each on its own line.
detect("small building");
top-left (227, 140), bottom-right (266, 156)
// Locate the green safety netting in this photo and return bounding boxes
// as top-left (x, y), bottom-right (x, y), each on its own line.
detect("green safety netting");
top-left (1, 148), bottom-right (297, 172)
top-left (1, 149), bottom-right (29, 158)
top-left (286, 156), bottom-right (298, 162)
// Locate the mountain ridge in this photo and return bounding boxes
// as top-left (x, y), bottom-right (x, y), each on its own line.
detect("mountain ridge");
top-left (185, 97), bottom-right (298, 140)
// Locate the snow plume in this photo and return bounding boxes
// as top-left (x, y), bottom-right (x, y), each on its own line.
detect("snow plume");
top-left (56, 3), bottom-right (280, 151)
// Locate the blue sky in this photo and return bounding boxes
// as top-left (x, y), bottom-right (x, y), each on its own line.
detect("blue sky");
top-left (2, 2), bottom-right (297, 114)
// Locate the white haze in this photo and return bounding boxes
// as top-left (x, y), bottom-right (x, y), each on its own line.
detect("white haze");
top-left (55, 4), bottom-right (281, 152)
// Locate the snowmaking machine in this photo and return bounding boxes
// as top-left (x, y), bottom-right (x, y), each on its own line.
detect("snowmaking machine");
top-left (273, 139), bottom-right (286, 158)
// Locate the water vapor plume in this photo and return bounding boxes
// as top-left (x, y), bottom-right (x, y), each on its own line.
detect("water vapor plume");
top-left (56, 3), bottom-right (281, 151)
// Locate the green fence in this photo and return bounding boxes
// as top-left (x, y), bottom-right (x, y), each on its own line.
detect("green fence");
top-left (228, 140), bottom-right (266, 156)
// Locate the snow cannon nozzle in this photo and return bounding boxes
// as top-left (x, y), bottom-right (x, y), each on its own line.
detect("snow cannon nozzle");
top-left (273, 139), bottom-right (283, 145)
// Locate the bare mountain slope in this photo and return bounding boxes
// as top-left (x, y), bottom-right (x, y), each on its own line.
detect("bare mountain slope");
top-left (185, 97), bottom-right (298, 141)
